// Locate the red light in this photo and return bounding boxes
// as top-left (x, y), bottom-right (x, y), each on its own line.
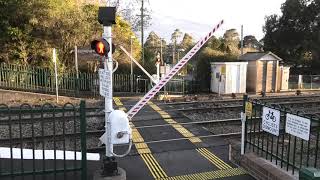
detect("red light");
top-left (96, 41), bottom-right (105, 54)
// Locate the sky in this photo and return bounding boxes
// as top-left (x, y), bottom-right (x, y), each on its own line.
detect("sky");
top-left (143, 0), bottom-right (286, 42)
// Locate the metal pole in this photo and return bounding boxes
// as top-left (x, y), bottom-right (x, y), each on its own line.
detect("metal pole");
top-left (75, 46), bottom-right (79, 78)
top-left (160, 39), bottom-right (163, 65)
top-left (241, 112), bottom-right (246, 155)
top-left (173, 41), bottom-right (176, 64)
top-left (141, 0), bottom-right (144, 65)
top-left (53, 48), bottom-right (59, 103)
top-left (80, 100), bottom-right (87, 180)
top-left (103, 26), bottom-right (113, 157)
top-left (156, 63), bottom-right (160, 82)
top-left (130, 37), bottom-right (133, 93)
top-left (241, 95), bottom-right (248, 155)
top-left (75, 46), bottom-right (79, 97)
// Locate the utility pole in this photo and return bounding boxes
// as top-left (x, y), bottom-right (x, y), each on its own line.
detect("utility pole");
top-left (130, 36), bottom-right (134, 93)
top-left (141, 0), bottom-right (144, 65)
top-left (137, 0), bottom-right (149, 66)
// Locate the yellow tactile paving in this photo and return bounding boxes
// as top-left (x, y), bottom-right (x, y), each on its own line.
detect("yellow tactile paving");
top-left (196, 148), bottom-right (232, 170)
top-left (112, 97), bottom-right (168, 179)
top-left (147, 101), bottom-right (232, 170)
top-left (158, 168), bottom-right (247, 180)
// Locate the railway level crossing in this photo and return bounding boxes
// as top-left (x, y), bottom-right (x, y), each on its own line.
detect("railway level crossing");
top-left (111, 97), bottom-right (254, 180)
top-left (90, 3), bottom-right (255, 179)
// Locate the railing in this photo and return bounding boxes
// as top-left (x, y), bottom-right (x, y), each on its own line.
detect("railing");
top-left (0, 101), bottom-right (87, 180)
top-left (0, 63), bottom-right (149, 96)
top-left (243, 96), bottom-right (320, 174)
top-left (0, 63), bottom-right (199, 96)
top-left (289, 75), bottom-right (320, 90)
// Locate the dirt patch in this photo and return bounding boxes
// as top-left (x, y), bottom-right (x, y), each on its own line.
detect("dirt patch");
top-left (0, 89), bottom-right (102, 107)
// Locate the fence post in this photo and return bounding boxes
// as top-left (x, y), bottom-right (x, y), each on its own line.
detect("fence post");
top-left (80, 100), bottom-right (87, 180)
top-left (311, 75), bottom-right (313, 89)
top-left (241, 94), bottom-right (248, 155)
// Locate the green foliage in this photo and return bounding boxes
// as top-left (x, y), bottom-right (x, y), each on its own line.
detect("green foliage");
top-left (263, 0), bottom-right (320, 71)
top-left (180, 33), bottom-right (195, 51)
top-left (113, 16), bottom-right (141, 73)
top-left (0, 0), bottom-right (140, 73)
top-left (243, 35), bottom-right (261, 50)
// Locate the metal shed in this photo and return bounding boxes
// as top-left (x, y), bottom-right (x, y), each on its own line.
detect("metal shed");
top-left (239, 52), bottom-right (282, 93)
top-left (210, 62), bottom-right (248, 94)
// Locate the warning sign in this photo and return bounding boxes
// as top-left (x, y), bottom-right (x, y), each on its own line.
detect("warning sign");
top-left (245, 102), bottom-right (252, 117)
top-left (262, 107), bottom-right (280, 136)
top-left (221, 65), bottom-right (226, 75)
top-left (99, 69), bottom-right (111, 98)
top-left (285, 114), bottom-right (311, 141)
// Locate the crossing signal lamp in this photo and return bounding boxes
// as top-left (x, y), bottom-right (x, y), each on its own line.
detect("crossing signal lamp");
top-left (91, 39), bottom-right (116, 57)
top-left (91, 39), bottom-right (110, 56)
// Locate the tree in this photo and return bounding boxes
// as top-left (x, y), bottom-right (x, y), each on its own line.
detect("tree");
top-left (221, 29), bottom-right (240, 55)
top-left (263, 0), bottom-right (320, 70)
top-left (223, 29), bottom-right (240, 46)
top-left (171, 29), bottom-right (183, 64)
top-left (112, 16), bottom-right (141, 73)
top-left (144, 31), bottom-right (162, 49)
top-left (180, 33), bottom-right (195, 51)
top-left (0, 0), bottom-right (50, 64)
top-left (243, 35), bottom-right (261, 49)
top-left (143, 31), bottom-right (162, 66)
top-left (207, 36), bottom-right (222, 50)
top-left (0, 0), bottom-right (141, 73)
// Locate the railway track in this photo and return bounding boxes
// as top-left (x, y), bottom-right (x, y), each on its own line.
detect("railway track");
top-left (1, 95), bottom-right (320, 155)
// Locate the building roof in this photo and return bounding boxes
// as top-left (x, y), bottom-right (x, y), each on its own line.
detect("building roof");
top-left (239, 52), bottom-right (282, 61)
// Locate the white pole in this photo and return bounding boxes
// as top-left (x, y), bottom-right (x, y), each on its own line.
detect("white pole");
top-left (103, 25), bottom-right (113, 157)
top-left (241, 112), bottom-right (246, 155)
top-left (75, 46), bottom-right (79, 79)
top-left (53, 48), bottom-right (59, 103)
top-left (156, 63), bottom-right (160, 83)
top-left (160, 39), bottom-right (163, 66)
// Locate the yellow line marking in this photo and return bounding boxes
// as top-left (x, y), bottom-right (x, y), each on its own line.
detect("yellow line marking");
top-left (148, 101), bottom-right (232, 170)
top-left (113, 97), bottom-right (167, 179)
top-left (154, 168), bottom-right (247, 180)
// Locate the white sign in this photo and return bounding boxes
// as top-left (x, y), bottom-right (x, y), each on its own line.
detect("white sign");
top-left (285, 114), bottom-right (311, 141)
top-left (262, 107), bottom-right (280, 136)
top-left (99, 69), bottom-right (111, 98)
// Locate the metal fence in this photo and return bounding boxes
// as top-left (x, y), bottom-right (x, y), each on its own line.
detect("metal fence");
top-left (0, 101), bottom-right (87, 180)
top-left (243, 96), bottom-right (320, 174)
top-left (0, 63), bottom-right (194, 96)
top-left (289, 75), bottom-right (320, 90)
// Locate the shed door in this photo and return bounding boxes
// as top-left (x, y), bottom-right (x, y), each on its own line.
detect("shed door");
top-left (267, 61), bottom-right (275, 92)
top-left (262, 62), bottom-right (267, 92)
top-left (236, 65), bottom-right (241, 93)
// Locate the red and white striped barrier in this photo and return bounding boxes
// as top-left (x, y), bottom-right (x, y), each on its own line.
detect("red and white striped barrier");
top-left (127, 20), bottom-right (224, 119)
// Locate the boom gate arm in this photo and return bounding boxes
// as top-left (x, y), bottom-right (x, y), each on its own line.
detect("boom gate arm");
top-left (126, 20), bottom-right (224, 119)
top-left (120, 46), bottom-right (158, 84)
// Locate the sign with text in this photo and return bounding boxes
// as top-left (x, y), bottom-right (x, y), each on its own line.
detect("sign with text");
top-left (285, 114), bottom-right (311, 141)
top-left (262, 107), bottom-right (280, 136)
top-left (99, 69), bottom-right (111, 98)
top-left (245, 102), bottom-right (253, 117)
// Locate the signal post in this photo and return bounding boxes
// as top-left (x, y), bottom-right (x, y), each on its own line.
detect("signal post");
top-left (92, 6), bottom-right (131, 180)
